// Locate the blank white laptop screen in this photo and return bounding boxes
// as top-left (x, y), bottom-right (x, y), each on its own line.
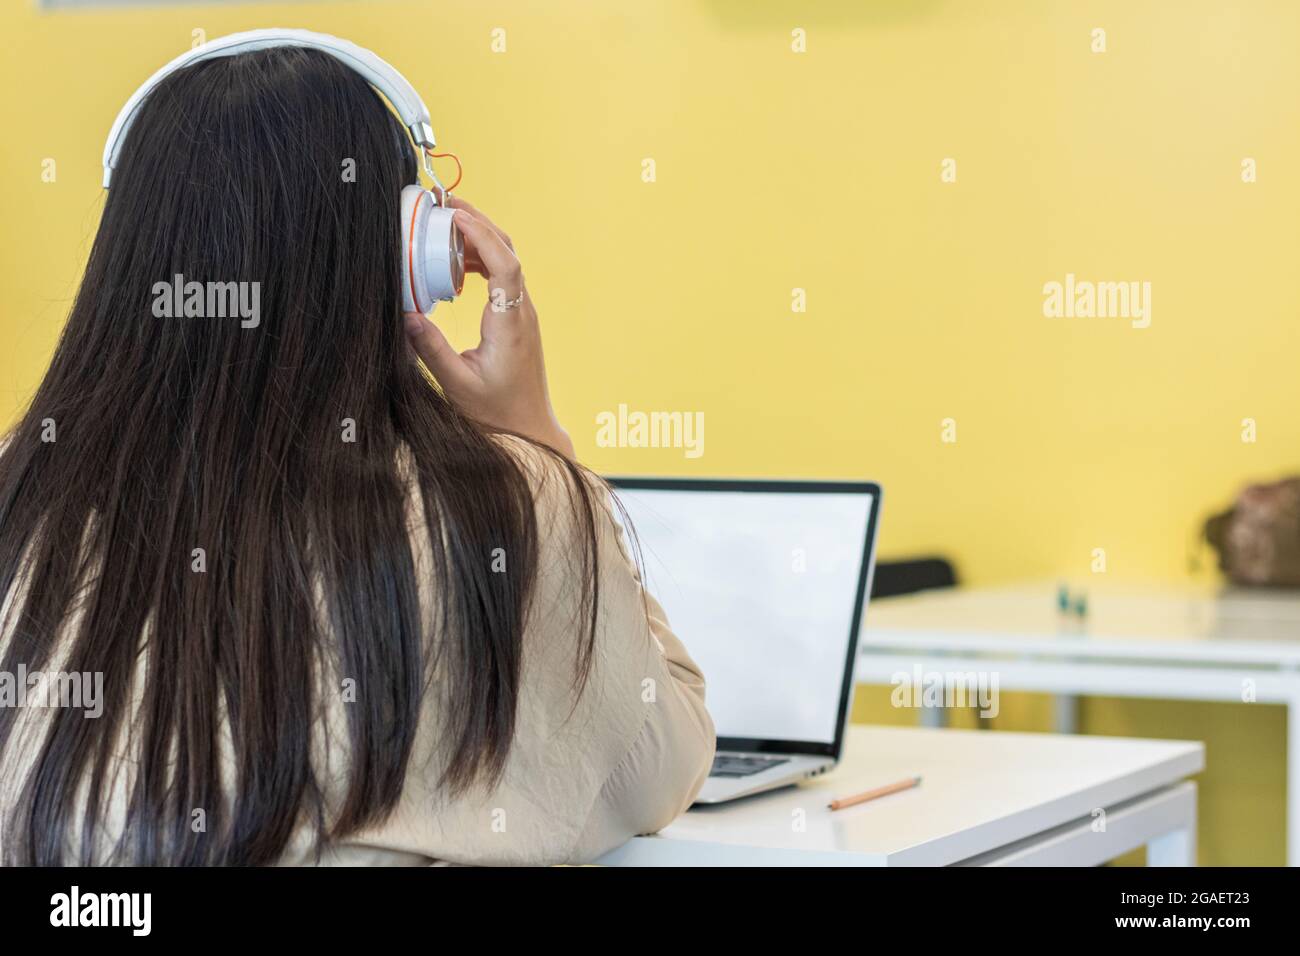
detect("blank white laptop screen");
top-left (610, 486), bottom-right (874, 745)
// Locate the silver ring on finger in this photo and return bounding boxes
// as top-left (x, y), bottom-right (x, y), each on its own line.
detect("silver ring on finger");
top-left (490, 287), bottom-right (526, 313)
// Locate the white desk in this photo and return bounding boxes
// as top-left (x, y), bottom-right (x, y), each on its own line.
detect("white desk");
top-left (597, 725), bottom-right (1203, 866)
top-left (855, 581), bottom-right (1300, 864)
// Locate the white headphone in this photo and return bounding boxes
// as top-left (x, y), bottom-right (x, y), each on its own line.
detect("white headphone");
top-left (102, 28), bottom-right (465, 312)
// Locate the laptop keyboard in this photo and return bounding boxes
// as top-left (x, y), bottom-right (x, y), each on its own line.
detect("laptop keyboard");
top-left (709, 754), bottom-right (791, 778)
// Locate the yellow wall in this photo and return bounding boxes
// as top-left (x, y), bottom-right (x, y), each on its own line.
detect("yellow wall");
top-left (1, 1), bottom-right (1296, 864)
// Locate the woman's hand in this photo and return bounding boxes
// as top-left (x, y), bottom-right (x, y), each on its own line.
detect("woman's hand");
top-left (403, 196), bottom-right (574, 459)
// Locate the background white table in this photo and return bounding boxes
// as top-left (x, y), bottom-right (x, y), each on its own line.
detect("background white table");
top-left (856, 581), bottom-right (1300, 864)
top-left (598, 725), bottom-right (1204, 866)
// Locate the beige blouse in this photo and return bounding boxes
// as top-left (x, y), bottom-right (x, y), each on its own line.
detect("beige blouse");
top-left (318, 439), bottom-right (716, 865)
top-left (0, 438), bottom-right (715, 865)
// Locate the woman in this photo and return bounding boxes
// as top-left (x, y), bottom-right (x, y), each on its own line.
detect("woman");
top-left (0, 45), bottom-right (713, 865)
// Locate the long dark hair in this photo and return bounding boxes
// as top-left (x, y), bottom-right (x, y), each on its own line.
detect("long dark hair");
top-left (0, 47), bottom-right (600, 865)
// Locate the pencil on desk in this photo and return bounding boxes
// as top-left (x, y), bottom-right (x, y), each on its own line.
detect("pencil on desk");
top-left (827, 775), bottom-right (922, 811)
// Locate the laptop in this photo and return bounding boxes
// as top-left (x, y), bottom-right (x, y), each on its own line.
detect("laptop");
top-left (606, 478), bottom-right (881, 803)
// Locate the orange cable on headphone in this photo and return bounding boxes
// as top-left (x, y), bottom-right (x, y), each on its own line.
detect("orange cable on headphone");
top-left (425, 148), bottom-right (463, 193)
top-left (407, 193), bottom-right (428, 314)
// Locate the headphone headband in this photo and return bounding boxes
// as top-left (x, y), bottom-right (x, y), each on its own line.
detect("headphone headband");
top-left (101, 28), bottom-right (435, 188)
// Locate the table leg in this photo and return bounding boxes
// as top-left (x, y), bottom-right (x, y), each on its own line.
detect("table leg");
top-left (1054, 693), bottom-right (1078, 734)
top-left (1289, 694), bottom-right (1300, 867)
top-left (1147, 826), bottom-right (1196, 866)
top-left (1147, 785), bottom-right (1197, 867)
top-left (919, 705), bottom-right (945, 728)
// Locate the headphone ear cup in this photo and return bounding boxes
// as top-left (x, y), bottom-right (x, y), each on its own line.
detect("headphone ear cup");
top-left (400, 185), bottom-right (465, 314)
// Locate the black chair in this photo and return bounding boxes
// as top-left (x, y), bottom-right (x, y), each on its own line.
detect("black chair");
top-left (870, 557), bottom-right (957, 599)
